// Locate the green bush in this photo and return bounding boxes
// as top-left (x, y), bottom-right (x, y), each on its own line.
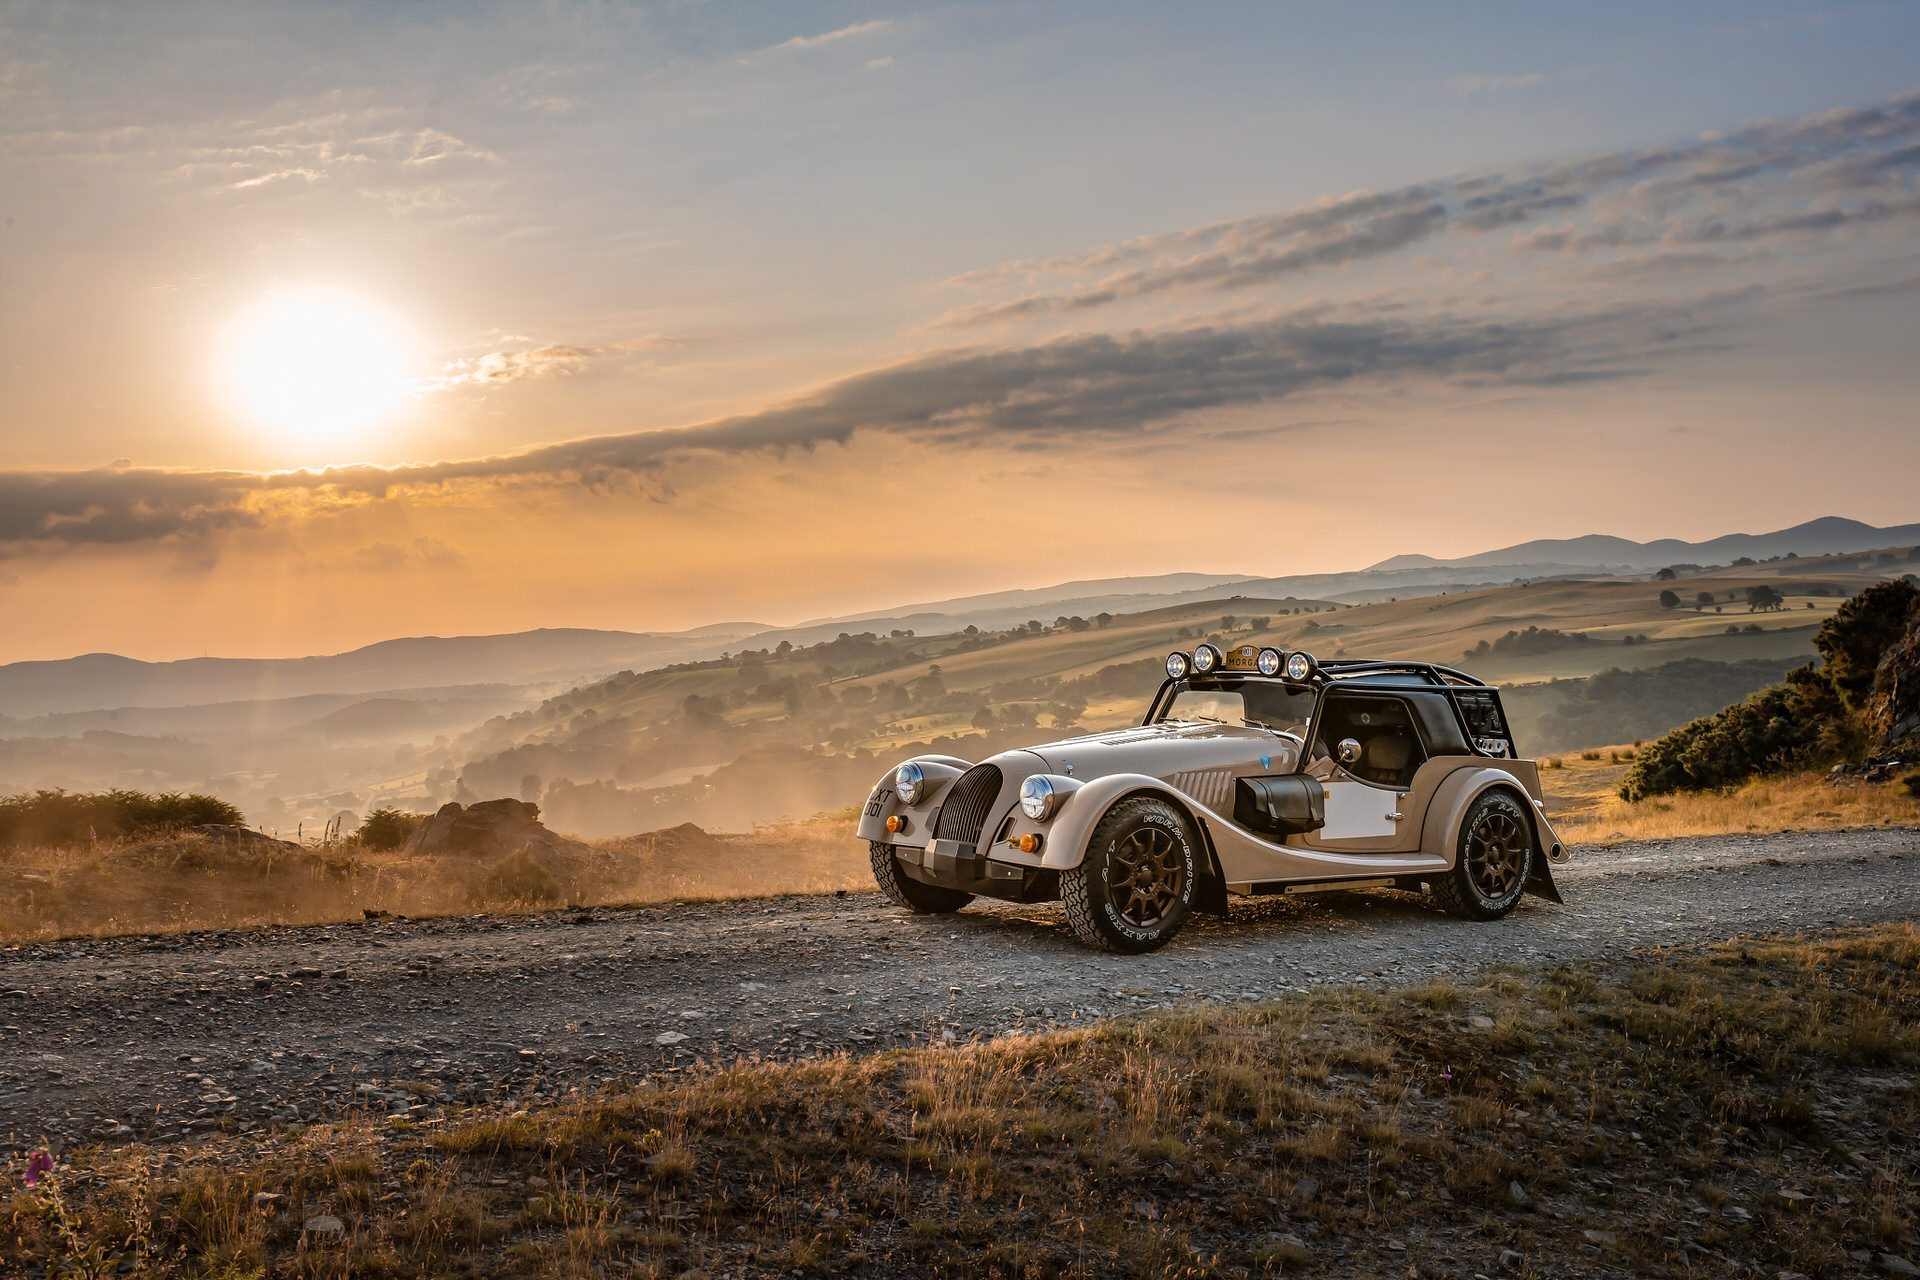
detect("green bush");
top-left (1617, 579), bottom-right (1920, 802)
top-left (0, 788), bottom-right (245, 849)
top-left (1618, 664), bottom-right (1858, 801)
top-left (1814, 579), bottom-right (1920, 706)
top-left (359, 807), bottom-right (425, 851)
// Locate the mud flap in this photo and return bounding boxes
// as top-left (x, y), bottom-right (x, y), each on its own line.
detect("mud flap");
top-left (1194, 870), bottom-right (1230, 917)
top-left (1525, 858), bottom-right (1563, 905)
top-left (1188, 814), bottom-right (1230, 916)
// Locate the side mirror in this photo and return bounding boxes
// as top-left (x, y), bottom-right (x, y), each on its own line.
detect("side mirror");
top-left (1337, 737), bottom-right (1363, 766)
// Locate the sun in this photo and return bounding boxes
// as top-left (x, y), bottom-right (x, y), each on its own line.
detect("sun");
top-left (224, 290), bottom-right (411, 443)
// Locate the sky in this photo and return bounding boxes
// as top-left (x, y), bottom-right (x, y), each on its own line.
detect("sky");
top-left (2, 0), bottom-right (1918, 662)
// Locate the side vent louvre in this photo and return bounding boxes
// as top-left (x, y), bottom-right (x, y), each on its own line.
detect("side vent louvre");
top-left (1168, 769), bottom-right (1232, 810)
top-left (933, 764), bottom-right (1003, 846)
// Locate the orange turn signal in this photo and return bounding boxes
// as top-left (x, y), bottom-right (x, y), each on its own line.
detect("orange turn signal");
top-left (1012, 833), bottom-right (1043, 854)
top-left (885, 814), bottom-right (907, 834)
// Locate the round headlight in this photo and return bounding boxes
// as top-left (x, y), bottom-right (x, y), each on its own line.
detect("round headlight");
top-left (894, 762), bottom-right (925, 805)
top-left (1256, 647), bottom-right (1283, 676)
top-left (1192, 643), bottom-right (1223, 674)
top-left (1165, 650), bottom-right (1191, 680)
top-left (1019, 774), bottom-right (1057, 821)
top-left (1285, 651), bottom-right (1315, 681)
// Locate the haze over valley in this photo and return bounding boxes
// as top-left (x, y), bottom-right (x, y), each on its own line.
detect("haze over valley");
top-left (4, 517), bottom-right (1913, 838)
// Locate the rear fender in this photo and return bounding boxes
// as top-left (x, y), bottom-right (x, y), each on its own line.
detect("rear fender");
top-left (1422, 765), bottom-right (1568, 902)
top-left (854, 755), bottom-right (972, 845)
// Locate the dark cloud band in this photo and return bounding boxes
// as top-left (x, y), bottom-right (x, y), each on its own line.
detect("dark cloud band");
top-left (0, 294), bottom-right (1725, 557)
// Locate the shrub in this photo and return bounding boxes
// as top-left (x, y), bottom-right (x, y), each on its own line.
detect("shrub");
top-left (359, 808), bottom-right (426, 851)
top-left (1618, 664), bottom-right (1858, 801)
top-left (0, 789), bottom-right (245, 849)
top-left (1815, 579), bottom-right (1920, 707)
top-left (1904, 773), bottom-right (1920, 800)
top-left (474, 848), bottom-right (563, 905)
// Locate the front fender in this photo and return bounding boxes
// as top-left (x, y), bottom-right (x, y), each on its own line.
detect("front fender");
top-left (854, 755), bottom-right (972, 845)
top-left (1422, 764), bottom-right (1569, 902)
top-left (989, 773), bottom-right (1199, 872)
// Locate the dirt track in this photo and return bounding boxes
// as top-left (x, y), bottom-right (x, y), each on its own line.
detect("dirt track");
top-left (4, 826), bottom-right (1915, 1155)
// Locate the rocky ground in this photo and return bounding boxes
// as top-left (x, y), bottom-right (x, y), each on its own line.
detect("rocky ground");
top-left (3, 826), bottom-right (1914, 1157)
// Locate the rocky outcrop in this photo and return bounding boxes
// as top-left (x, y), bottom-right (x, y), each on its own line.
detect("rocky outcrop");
top-left (404, 799), bottom-right (589, 860)
top-left (1868, 613), bottom-right (1920, 754)
top-left (194, 825), bottom-right (302, 852)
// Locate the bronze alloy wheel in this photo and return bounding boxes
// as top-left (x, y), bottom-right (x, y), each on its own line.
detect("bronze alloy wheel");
top-left (1464, 806), bottom-right (1528, 901)
top-left (1061, 795), bottom-right (1199, 952)
top-left (1108, 824), bottom-right (1186, 929)
top-left (1431, 789), bottom-right (1535, 921)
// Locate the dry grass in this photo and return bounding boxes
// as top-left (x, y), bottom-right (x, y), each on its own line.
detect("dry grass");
top-left (9, 924), bottom-right (1917, 1277)
top-left (5, 753), bottom-right (1915, 944)
top-left (0, 812), bottom-right (865, 944)
top-left (1541, 747), bottom-right (1920, 844)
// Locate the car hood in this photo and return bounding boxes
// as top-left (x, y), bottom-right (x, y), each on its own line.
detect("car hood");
top-left (1005, 721), bottom-right (1302, 783)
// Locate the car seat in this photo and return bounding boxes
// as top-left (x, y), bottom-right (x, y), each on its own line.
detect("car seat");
top-left (1361, 732), bottom-right (1414, 784)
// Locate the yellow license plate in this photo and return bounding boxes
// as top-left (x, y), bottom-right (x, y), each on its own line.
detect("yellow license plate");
top-left (1222, 644), bottom-right (1260, 671)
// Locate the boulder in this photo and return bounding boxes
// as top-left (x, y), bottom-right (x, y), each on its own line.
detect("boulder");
top-left (404, 799), bottom-right (588, 860)
top-left (193, 825), bottom-right (301, 853)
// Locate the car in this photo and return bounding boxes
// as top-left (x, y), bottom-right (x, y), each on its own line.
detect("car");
top-left (857, 643), bottom-right (1568, 952)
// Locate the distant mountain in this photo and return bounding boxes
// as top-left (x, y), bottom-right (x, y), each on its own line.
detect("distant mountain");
top-left (0, 626), bottom-right (766, 718)
top-left (1370, 517), bottom-right (1920, 573)
top-left (7, 515), bottom-right (1914, 721)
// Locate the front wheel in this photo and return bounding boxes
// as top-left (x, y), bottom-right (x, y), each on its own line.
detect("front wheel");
top-left (1431, 790), bottom-right (1535, 921)
top-left (1061, 797), bottom-right (1198, 953)
top-left (869, 843), bottom-right (973, 914)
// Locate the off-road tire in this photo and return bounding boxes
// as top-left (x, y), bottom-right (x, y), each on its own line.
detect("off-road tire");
top-left (1431, 789), bottom-right (1535, 921)
top-left (869, 842), bottom-right (973, 914)
top-left (1061, 796), bottom-right (1199, 953)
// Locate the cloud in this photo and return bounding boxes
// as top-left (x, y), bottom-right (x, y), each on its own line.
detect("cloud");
top-left (348, 537), bottom-right (464, 571)
top-left (932, 91), bottom-right (1920, 326)
top-left (0, 291), bottom-right (1739, 558)
top-left (1446, 72), bottom-right (1550, 96)
top-left (423, 345), bottom-right (590, 390)
top-left (779, 19), bottom-right (892, 50)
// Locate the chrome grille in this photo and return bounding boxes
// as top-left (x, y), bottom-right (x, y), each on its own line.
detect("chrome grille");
top-left (933, 764), bottom-right (1003, 846)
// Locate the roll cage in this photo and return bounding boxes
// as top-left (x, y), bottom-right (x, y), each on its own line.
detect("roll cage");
top-left (1142, 660), bottom-right (1515, 761)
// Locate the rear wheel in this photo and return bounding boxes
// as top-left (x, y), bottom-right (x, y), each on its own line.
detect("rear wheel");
top-left (869, 842), bottom-right (973, 914)
top-left (1061, 797), bottom-right (1198, 953)
top-left (1431, 790), bottom-right (1535, 920)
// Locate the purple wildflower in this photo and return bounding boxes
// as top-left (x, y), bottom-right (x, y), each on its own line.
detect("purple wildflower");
top-left (24, 1150), bottom-right (52, 1188)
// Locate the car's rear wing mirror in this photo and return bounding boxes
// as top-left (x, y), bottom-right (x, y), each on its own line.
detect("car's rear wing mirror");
top-left (1233, 774), bottom-right (1325, 837)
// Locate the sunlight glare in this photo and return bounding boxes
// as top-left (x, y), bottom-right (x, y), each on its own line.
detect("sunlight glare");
top-left (224, 290), bottom-right (411, 443)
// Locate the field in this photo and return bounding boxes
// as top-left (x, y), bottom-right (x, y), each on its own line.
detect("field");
top-left (9, 924), bottom-right (1915, 1277)
top-left (448, 558), bottom-right (1904, 836)
top-left (1538, 751), bottom-right (1920, 844)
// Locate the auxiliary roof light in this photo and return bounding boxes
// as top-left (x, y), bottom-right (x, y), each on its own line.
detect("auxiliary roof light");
top-left (1285, 650), bottom-right (1316, 682)
top-left (1165, 650), bottom-right (1191, 680)
top-left (1191, 643), bottom-right (1223, 675)
top-left (1256, 647), bottom-right (1284, 676)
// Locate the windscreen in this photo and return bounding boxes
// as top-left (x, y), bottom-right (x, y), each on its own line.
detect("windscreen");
top-left (1158, 681), bottom-right (1316, 734)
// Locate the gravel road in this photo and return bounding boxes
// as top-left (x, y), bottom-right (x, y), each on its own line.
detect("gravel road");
top-left (4, 826), bottom-right (1915, 1155)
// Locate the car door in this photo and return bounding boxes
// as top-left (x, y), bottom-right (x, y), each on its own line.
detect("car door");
top-left (1301, 690), bottom-right (1428, 852)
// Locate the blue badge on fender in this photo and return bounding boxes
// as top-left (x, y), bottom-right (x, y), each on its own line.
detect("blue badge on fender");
top-left (1260, 755), bottom-right (1271, 771)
